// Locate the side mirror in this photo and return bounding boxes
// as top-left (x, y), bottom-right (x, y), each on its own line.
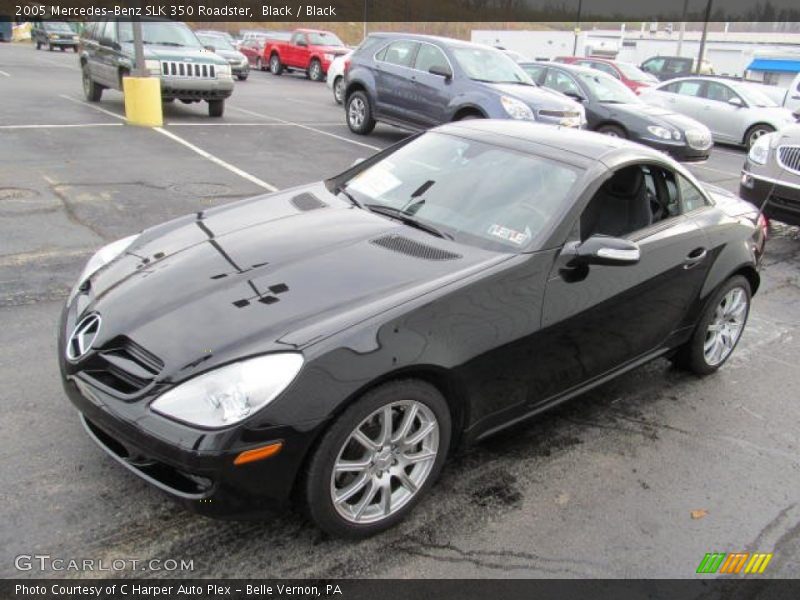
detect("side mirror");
top-left (429, 64), bottom-right (453, 79)
top-left (728, 96), bottom-right (744, 107)
top-left (296, 40), bottom-right (307, 47)
top-left (564, 90), bottom-right (586, 103)
top-left (570, 235), bottom-right (640, 266)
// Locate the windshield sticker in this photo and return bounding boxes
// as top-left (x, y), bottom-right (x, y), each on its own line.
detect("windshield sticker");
top-left (488, 224), bottom-right (531, 245)
top-left (349, 165), bottom-right (402, 198)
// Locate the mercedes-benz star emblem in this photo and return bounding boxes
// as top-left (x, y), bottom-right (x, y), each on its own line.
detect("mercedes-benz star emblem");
top-left (66, 314), bottom-right (102, 361)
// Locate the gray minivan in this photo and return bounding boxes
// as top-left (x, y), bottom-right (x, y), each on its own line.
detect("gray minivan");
top-left (344, 33), bottom-right (585, 135)
top-left (80, 20), bottom-right (234, 117)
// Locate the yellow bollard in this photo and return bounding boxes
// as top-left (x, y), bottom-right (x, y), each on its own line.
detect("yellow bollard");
top-left (122, 76), bottom-right (163, 127)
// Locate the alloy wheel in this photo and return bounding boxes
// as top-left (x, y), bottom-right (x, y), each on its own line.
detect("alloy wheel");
top-left (703, 286), bottom-right (748, 366)
top-left (82, 69), bottom-right (90, 96)
top-left (310, 62), bottom-right (321, 81)
top-left (330, 400), bottom-right (439, 524)
top-left (748, 127), bottom-right (770, 148)
top-left (334, 78), bottom-right (344, 103)
top-left (270, 56), bottom-right (280, 74)
top-left (348, 97), bottom-right (366, 128)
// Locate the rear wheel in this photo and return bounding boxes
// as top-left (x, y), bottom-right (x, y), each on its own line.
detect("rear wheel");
top-left (346, 91), bottom-right (376, 135)
top-left (81, 65), bottom-right (103, 102)
top-left (309, 59), bottom-right (324, 82)
top-left (672, 275), bottom-right (751, 375)
top-left (745, 124), bottom-right (774, 150)
top-left (35, 40), bottom-right (41, 50)
top-left (304, 380), bottom-right (451, 538)
top-left (597, 123), bottom-right (627, 138)
top-left (333, 76), bottom-right (344, 104)
top-left (47, 41), bottom-right (53, 51)
top-left (208, 99), bottom-right (224, 118)
top-left (269, 54), bottom-right (283, 75)
top-left (255, 57), bottom-right (263, 71)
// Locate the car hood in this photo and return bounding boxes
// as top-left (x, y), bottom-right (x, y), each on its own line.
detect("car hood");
top-left (314, 45), bottom-right (349, 55)
top-left (213, 48), bottom-right (245, 62)
top-left (123, 43), bottom-right (228, 65)
top-left (486, 83), bottom-right (582, 112)
top-left (85, 184), bottom-right (509, 379)
top-left (603, 102), bottom-right (708, 131)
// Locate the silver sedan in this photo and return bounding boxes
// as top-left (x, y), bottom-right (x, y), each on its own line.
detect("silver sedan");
top-left (639, 76), bottom-right (797, 149)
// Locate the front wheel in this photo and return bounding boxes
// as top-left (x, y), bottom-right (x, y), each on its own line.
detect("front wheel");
top-left (745, 124), bottom-right (774, 150)
top-left (208, 99), bottom-right (224, 118)
top-left (73, 46), bottom-right (78, 53)
top-left (333, 76), bottom-right (344, 104)
top-left (269, 54), bottom-right (283, 75)
top-left (237, 73), bottom-right (248, 81)
top-left (81, 66), bottom-right (103, 102)
top-left (308, 59), bottom-right (324, 82)
top-left (346, 91), bottom-right (376, 135)
top-left (673, 275), bottom-right (751, 375)
top-left (35, 40), bottom-right (41, 50)
top-left (597, 123), bottom-right (626, 138)
top-left (304, 380), bottom-right (451, 538)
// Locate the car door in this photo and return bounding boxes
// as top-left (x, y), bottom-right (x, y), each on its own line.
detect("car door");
top-left (663, 79), bottom-right (708, 122)
top-left (287, 32), bottom-right (308, 68)
top-left (533, 163), bottom-right (711, 401)
top-left (93, 21), bottom-right (119, 88)
top-left (408, 42), bottom-right (452, 127)
top-left (372, 40), bottom-right (419, 123)
top-left (699, 80), bottom-right (749, 143)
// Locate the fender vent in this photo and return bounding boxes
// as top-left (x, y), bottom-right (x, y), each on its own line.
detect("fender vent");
top-left (370, 234), bottom-right (461, 261)
top-left (291, 193), bottom-right (327, 212)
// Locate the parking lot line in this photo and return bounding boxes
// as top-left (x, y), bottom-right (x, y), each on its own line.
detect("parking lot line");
top-left (0, 123), bottom-right (123, 130)
top-left (228, 105), bottom-right (382, 151)
top-left (153, 127), bottom-right (279, 192)
top-left (59, 94), bottom-right (127, 120)
top-left (0, 70), bottom-right (10, 77)
top-left (165, 122), bottom-right (343, 127)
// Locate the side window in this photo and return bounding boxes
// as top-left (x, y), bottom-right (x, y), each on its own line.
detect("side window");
top-left (414, 44), bottom-right (448, 73)
top-left (666, 58), bottom-right (690, 75)
top-left (677, 173), bottom-right (709, 212)
top-left (378, 41), bottom-right (417, 68)
top-left (661, 81), bottom-right (680, 93)
top-left (676, 80), bottom-right (704, 97)
top-left (103, 21), bottom-right (117, 44)
top-left (291, 33), bottom-right (305, 45)
top-left (545, 69), bottom-right (580, 96)
top-left (579, 165), bottom-right (652, 240)
top-left (591, 62), bottom-right (619, 79)
top-left (643, 57), bottom-right (665, 73)
top-left (703, 81), bottom-right (738, 103)
top-left (521, 64), bottom-right (546, 83)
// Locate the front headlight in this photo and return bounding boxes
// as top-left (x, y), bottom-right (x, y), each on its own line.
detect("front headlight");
top-left (49, 33), bottom-right (58, 39)
top-left (150, 354), bottom-right (304, 428)
top-left (215, 64), bottom-right (231, 77)
top-left (748, 132), bottom-right (774, 165)
top-left (501, 96), bottom-right (534, 120)
top-left (144, 59), bottom-right (161, 76)
top-left (647, 125), bottom-right (675, 140)
top-left (76, 235), bottom-right (138, 288)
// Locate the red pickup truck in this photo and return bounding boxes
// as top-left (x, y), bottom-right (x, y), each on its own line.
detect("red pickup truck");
top-left (263, 29), bottom-right (350, 81)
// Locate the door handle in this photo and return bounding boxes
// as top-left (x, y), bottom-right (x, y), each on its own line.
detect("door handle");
top-left (684, 247), bottom-right (707, 269)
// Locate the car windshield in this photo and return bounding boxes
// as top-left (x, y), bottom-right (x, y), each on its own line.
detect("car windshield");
top-left (198, 34), bottom-right (234, 51)
top-left (615, 61), bottom-right (658, 83)
top-left (118, 22), bottom-right (202, 47)
top-left (577, 71), bottom-right (640, 103)
top-left (452, 47), bottom-right (534, 84)
top-left (733, 83), bottom-right (779, 107)
top-left (46, 22), bottom-right (73, 33)
top-left (339, 132), bottom-right (581, 252)
top-left (307, 32), bottom-right (344, 46)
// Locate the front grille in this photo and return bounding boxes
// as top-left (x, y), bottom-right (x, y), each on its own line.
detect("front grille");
top-left (777, 145), bottom-right (800, 175)
top-left (686, 129), bottom-right (713, 150)
top-left (370, 234), bottom-right (461, 261)
top-left (80, 336), bottom-right (163, 397)
top-left (161, 61), bottom-right (217, 79)
top-left (537, 109), bottom-right (580, 119)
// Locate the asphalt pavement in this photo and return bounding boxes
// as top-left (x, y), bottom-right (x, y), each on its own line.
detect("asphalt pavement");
top-left (1, 41), bottom-right (799, 579)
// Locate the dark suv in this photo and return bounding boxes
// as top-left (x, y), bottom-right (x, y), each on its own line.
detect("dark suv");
top-left (32, 21), bottom-right (79, 52)
top-left (80, 20), bottom-right (234, 117)
top-left (344, 33), bottom-right (585, 135)
top-left (640, 56), bottom-right (714, 81)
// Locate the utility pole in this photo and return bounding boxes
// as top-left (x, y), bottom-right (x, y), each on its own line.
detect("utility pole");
top-left (363, 0), bottom-right (367, 40)
top-left (676, 0), bottom-right (689, 56)
top-left (132, 18), bottom-right (146, 77)
top-left (572, 0), bottom-right (583, 55)
top-left (696, 0), bottom-right (713, 74)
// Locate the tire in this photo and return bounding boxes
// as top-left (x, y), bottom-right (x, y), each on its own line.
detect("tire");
top-left (333, 76), bottom-right (344, 104)
top-left (73, 46), bottom-right (78, 53)
top-left (745, 124), bottom-right (774, 150)
top-left (208, 99), bottom-right (224, 118)
top-left (35, 41), bottom-right (41, 50)
top-left (47, 42), bottom-right (53, 51)
top-left (672, 275), bottom-right (751, 376)
top-left (59, 46), bottom-right (65, 52)
top-left (304, 380), bottom-right (451, 538)
top-left (309, 59), bottom-right (324, 82)
top-left (237, 73), bottom-right (248, 81)
top-left (456, 112), bottom-right (484, 121)
top-left (81, 65), bottom-right (103, 102)
top-left (255, 57), bottom-right (263, 71)
top-left (596, 123), bottom-right (627, 138)
top-left (269, 54), bottom-right (283, 75)
top-left (346, 90), bottom-right (376, 135)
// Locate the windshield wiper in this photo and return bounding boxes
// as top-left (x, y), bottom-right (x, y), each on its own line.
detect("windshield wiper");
top-left (153, 41), bottom-right (186, 47)
top-left (336, 186), bottom-right (363, 209)
top-left (365, 204), bottom-right (452, 240)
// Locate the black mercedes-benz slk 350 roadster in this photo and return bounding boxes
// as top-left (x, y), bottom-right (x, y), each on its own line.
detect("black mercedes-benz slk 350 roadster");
top-left (59, 121), bottom-right (765, 538)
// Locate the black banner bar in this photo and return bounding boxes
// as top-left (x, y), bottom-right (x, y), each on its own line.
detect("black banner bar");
top-left (2, 0), bottom-right (800, 22)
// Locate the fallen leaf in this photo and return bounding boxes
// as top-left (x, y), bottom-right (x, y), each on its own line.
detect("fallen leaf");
top-left (691, 509), bottom-right (709, 520)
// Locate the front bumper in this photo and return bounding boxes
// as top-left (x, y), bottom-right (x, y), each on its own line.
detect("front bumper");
top-left (634, 135), bottom-right (711, 162)
top-left (160, 76), bottom-right (234, 101)
top-left (47, 39), bottom-right (78, 47)
top-left (58, 305), bottom-right (325, 520)
top-left (740, 169), bottom-right (800, 227)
